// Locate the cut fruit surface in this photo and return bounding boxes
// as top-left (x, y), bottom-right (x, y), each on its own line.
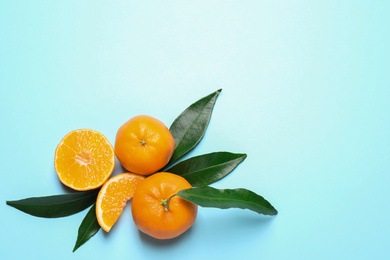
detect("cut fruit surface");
top-left (96, 173), bottom-right (145, 232)
top-left (54, 129), bottom-right (115, 191)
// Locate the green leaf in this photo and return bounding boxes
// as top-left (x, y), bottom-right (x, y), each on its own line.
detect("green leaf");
top-left (167, 89), bottom-right (222, 166)
top-left (177, 186), bottom-right (278, 216)
top-left (6, 189), bottom-right (99, 218)
top-left (166, 152), bottom-right (247, 187)
top-left (73, 204), bottom-right (100, 252)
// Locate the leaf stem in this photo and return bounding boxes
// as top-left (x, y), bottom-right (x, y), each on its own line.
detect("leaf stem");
top-left (160, 194), bottom-right (177, 212)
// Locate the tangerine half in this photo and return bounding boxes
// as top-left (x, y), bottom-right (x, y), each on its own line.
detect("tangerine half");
top-left (54, 129), bottom-right (115, 191)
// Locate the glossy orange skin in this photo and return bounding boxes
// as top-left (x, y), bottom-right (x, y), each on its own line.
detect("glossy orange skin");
top-left (131, 172), bottom-right (198, 239)
top-left (115, 115), bottom-right (175, 175)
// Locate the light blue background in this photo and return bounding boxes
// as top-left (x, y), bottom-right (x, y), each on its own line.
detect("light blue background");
top-left (1, 1), bottom-right (389, 259)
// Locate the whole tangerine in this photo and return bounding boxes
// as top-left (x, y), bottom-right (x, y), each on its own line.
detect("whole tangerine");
top-left (131, 172), bottom-right (198, 239)
top-left (115, 115), bottom-right (175, 175)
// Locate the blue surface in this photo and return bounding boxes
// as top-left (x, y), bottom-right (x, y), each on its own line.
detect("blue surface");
top-left (1, 1), bottom-right (390, 259)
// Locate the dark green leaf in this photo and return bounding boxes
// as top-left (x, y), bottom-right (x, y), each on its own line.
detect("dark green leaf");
top-left (167, 89), bottom-right (221, 166)
top-left (73, 204), bottom-right (100, 252)
top-left (177, 186), bottom-right (278, 216)
top-left (166, 152), bottom-right (247, 187)
top-left (6, 189), bottom-right (99, 218)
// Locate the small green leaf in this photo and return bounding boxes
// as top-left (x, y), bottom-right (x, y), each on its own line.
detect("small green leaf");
top-left (73, 204), bottom-right (100, 252)
top-left (177, 186), bottom-right (278, 216)
top-left (166, 152), bottom-right (247, 187)
top-left (6, 189), bottom-right (99, 218)
top-left (167, 89), bottom-right (221, 167)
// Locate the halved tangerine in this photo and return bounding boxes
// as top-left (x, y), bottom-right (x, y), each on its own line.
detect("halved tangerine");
top-left (54, 129), bottom-right (115, 191)
top-left (96, 173), bottom-right (145, 232)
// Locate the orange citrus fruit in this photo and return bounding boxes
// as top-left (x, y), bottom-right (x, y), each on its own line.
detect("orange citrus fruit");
top-left (131, 172), bottom-right (198, 239)
top-left (54, 129), bottom-right (115, 191)
top-left (115, 115), bottom-right (175, 175)
top-left (96, 173), bottom-right (145, 232)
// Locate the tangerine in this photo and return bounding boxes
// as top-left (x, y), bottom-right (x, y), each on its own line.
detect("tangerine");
top-left (131, 172), bottom-right (198, 239)
top-left (115, 115), bottom-right (175, 175)
top-left (54, 129), bottom-right (115, 191)
top-left (96, 173), bottom-right (145, 232)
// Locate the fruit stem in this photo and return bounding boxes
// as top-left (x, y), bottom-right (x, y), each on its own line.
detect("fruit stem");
top-left (160, 194), bottom-right (177, 212)
top-left (140, 139), bottom-right (146, 145)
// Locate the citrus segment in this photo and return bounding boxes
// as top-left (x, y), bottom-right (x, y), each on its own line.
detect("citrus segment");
top-left (54, 129), bottom-right (115, 191)
top-left (131, 172), bottom-right (198, 239)
top-left (96, 173), bottom-right (145, 232)
top-left (115, 115), bottom-right (175, 175)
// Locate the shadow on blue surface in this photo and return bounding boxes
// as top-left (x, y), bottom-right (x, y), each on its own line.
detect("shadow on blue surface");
top-left (137, 226), bottom-right (194, 246)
